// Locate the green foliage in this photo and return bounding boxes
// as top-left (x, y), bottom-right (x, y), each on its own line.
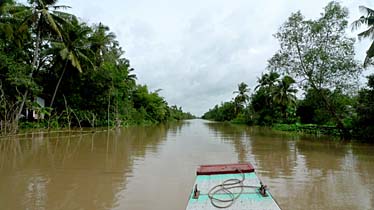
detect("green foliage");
top-left (168, 105), bottom-right (195, 121)
top-left (203, 82), bottom-right (250, 122)
top-left (353, 74), bottom-right (374, 141)
top-left (202, 2), bottom-right (373, 141)
top-left (0, 0), bottom-right (193, 134)
top-left (267, 1), bottom-right (362, 137)
top-left (297, 88), bottom-right (354, 126)
top-left (268, 2), bottom-right (361, 91)
top-left (202, 102), bottom-right (236, 122)
top-left (233, 82), bottom-right (250, 115)
top-left (273, 123), bottom-right (341, 136)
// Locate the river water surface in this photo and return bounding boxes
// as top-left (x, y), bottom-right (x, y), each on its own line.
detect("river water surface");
top-left (0, 119), bottom-right (373, 210)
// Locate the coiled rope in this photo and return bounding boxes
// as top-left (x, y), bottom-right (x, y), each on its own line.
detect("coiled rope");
top-left (207, 170), bottom-right (264, 208)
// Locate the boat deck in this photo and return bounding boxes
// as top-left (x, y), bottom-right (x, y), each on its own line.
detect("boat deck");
top-left (186, 164), bottom-right (281, 210)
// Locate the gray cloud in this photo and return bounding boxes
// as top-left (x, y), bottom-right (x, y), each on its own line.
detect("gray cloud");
top-left (59, 0), bottom-right (374, 116)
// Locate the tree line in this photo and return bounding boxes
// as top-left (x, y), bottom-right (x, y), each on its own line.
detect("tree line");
top-left (202, 2), bottom-right (374, 141)
top-left (0, 0), bottom-right (194, 135)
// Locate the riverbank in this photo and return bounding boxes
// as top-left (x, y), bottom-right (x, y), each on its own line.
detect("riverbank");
top-left (212, 119), bottom-right (372, 142)
top-left (272, 123), bottom-right (340, 136)
top-left (0, 115), bottom-right (195, 138)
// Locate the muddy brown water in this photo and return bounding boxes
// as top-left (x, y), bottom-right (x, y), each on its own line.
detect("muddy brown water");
top-left (0, 119), bottom-right (373, 210)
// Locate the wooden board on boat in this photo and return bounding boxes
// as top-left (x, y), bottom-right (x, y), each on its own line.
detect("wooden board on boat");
top-left (186, 163), bottom-right (282, 210)
top-left (197, 163), bottom-right (255, 175)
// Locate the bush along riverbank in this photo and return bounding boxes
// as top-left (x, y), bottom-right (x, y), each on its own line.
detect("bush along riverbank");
top-left (202, 2), bottom-right (374, 142)
top-left (272, 124), bottom-right (341, 137)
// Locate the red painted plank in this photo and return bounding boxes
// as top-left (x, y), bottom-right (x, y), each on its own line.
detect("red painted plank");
top-left (196, 163), bottom-right (255, 175)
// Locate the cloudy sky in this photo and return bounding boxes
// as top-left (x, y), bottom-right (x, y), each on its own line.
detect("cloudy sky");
top-left (58, 0), bottom-right (373, 116)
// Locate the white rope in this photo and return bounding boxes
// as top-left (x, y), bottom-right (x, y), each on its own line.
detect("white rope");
top-left (207, 170), bottom-right (261, 208)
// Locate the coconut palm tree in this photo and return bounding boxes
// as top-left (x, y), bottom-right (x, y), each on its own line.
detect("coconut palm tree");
top-left (272, 75), bottom-right (297, 119)
top-left (90, 23), bottom-right (118, 66)
top-left (352, 5), bottom-right (374, 67)
top-left (255, 71), bottom-right (280, 90)
top-left (233, 82), bottom-right (250, 115)
top-left (49, 20), bottom-right (94, 107)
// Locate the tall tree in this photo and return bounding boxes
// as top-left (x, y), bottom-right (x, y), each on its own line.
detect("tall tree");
top-left (233, 82), bottom-right (250, 114)
top-left (12, 0), bottom-right (73, 121)
top-left (90, 23), bottom-right (118, 66)
top-left (255, 72), bottom-right (280, 91)
top-left (49, 20), bottom-right (94, 107)
top-left (268, 1), bottom-right (362, 137)
top-left (250, 72), bottom-right (281, 125)
top-left (352, 6), bottom-right (374, 67)
top-left (272, 76), bottom-right (297, 115)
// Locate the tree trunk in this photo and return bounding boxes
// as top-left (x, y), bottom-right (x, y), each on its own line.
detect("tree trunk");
top-left (50, 60), bottom-right (68, 107)
top-left (16, 27), bottom-right (42, 122)
top-left (316, 88), bottom-right (350, 139)
top-left (107, 88), bottom-right (111, 129)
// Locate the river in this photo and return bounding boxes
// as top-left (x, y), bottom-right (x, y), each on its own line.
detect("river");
top-left (0, 119), bottom-right (373, 210)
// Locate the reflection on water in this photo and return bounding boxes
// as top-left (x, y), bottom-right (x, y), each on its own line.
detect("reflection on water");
top-left (0, 120), bottom-right (373, 210)
top-left (0, 124), bottom-right (170, 210)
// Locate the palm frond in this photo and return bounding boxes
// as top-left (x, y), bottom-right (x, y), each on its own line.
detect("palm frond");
top-left (351, 17), bottom-right (366, 31)
top-left (359, 5), bottom-right (374, 16)
top-left (59, 47), bottom-right (69, 59)
top-left (42, 9), bottom-right (62, 38)
top-left (37, 0), bottom-right (45, 8)
top-left (77, 51), bottom-right (95, 70)
top-left (52, 5), bottom-right (71, 10)
top-left (0, 23), bottom-right (14, 40)
top-left (51, 11), bottom-right (77, 23)
top-left (69, 52), bottom-right (82, 73)
top-left (357, 26), bottom-right (374, 40)
top-left (7, 5), bottom-right (32, 17)
top-left (44, 0), bottom-right (59, 6)
top-left (364, 41), bottom-right (374, 67)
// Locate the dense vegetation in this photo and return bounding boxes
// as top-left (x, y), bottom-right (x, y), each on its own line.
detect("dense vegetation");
top-left (202, 2), bottom-right (374, 141)
top-left (0, 0), bottom-right (194, 135)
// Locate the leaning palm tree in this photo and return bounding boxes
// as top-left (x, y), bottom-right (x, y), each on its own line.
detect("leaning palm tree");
top-left (49, 20), bottom-right (94, 107)
top-left (352, 5), bottom-right (374, 67)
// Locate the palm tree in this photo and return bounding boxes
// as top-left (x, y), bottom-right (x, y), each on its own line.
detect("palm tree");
top-left (49, 20), bottom-right (94, 107)
top-left (255, 71), bottom-right (280, 90)
top-left (254, 71), bottom-right (280, 109)
top-left (13, 0), bottom-right (73, 120)
top-left (90, 23), bottom-right (118, 66)
top-left (272, 75), bottom-right (297, 118)
top-left (233, 82), bottom-right (250, 114)
top-left (0, 1), bottom-right (26, 47)
top-left (352, 5), bottom-right (374, 67)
